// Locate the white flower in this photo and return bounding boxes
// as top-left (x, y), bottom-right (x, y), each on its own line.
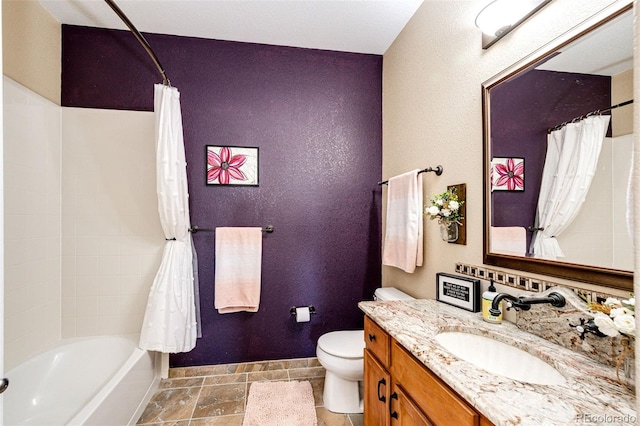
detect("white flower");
top-left (449, 200), bottom-right (459, 211)
top-left (604, 297), bottom-right (621, 306)
top-left (436, 199), bottom-right (444, 206)
top-left (593, 312), bottom-right (620, 337)
top-left (610, 307), bottom-right (633, 318)
top-left (441, 209), bottom-right (451, 217)
top-left (622, 297), bottom-right (635, 307)
top-left (426, 206), bottom-right (440, 216)
top-left (614, 314), bottom-right (635, 336)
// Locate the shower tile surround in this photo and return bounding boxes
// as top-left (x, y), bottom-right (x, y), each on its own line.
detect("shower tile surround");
top-left (4, 77), bottom-right (62, 370)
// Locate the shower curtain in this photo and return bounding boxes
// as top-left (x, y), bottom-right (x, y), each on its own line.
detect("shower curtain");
top-left (139, 84), bottom-right (197, 353)
top-left (530, 115), bottom-right (610, 259)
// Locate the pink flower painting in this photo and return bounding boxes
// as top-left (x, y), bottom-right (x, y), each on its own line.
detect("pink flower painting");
top-left (206, 146), bottom-right (259, 186)
top-left (491, 157), bottom-right (524, 191)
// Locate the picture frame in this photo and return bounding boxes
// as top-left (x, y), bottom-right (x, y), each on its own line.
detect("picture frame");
top-left (436, 273), bottom-right (481, 312)
top-left (490, 157), bottom-right (524, 191)
top-left (206, 145), bottom-right (259, 186)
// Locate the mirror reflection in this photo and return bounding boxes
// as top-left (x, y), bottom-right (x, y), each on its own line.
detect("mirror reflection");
top-left (483, 4), bottom-right (633, 289)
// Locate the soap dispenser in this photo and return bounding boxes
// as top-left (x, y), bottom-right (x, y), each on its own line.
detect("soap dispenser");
top-left (482, 280), bottom-right (502, 323)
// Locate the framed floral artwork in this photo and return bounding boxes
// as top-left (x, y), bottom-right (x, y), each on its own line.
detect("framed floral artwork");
top-left (490, 157), bottom-right (524, 191)
top-left (206, 145), bottom-right (259, 186)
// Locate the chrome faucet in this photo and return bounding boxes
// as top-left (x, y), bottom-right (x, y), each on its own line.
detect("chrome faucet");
top-left (489, 292), bottom-right (566, 317)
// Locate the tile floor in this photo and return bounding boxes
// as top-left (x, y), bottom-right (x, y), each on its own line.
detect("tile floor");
top-left (137, 357), bottom-right (364, 425)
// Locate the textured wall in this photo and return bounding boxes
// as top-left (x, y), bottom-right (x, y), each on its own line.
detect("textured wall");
top-left (2, 0), bottom-right (61, 104)
top-left (62, 25), bottom-right (382, 366)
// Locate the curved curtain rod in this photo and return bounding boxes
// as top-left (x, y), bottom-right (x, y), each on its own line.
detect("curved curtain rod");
top-left (547, 99), bottom-right (633, 134)
top-left (103, 0), bottom-right (170, 86)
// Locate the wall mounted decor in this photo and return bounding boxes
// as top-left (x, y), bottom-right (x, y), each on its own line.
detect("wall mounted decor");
top-left (206, 145), bottom-right (259, 186)
top-left (435, 272), bottom-right (480, 312)
top-left (447, 183), bottom-right (467, 245)
top-left (491, 157), bottom-right (524, 191)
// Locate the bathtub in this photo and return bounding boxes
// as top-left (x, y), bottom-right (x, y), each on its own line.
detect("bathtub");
top-left (4, 335), bottom-right (160, 425)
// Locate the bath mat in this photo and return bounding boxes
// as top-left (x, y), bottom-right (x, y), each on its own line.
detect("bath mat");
top-left (243, 380), bottom-right (317, 426)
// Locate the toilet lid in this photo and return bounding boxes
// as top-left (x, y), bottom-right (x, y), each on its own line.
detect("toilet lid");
top-left (317, 330), bottom-right (365, 359)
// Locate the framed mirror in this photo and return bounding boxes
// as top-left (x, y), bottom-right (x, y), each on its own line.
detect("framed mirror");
top-left (482, 1), bottom-right (633, 291)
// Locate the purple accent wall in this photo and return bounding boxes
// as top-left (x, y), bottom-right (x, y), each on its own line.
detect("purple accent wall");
top-left (62, 25), bottom-right (383, 367)
top-left (490, 69), bottom-right (611, 250)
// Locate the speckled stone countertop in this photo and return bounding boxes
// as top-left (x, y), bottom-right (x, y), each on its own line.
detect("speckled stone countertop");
top-left (359, 299), bottom-right (637, 426)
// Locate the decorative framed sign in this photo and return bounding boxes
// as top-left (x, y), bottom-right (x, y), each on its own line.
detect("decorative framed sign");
top-left (206, 145), bottom-right (259, 186)
top-left (491, 157), bottom-right (524, 191)
top-left (436, 273), bottom-right (481, 312)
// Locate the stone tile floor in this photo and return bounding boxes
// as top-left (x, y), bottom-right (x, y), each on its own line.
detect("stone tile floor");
top-left (137, 357), bottom-right (363, 425)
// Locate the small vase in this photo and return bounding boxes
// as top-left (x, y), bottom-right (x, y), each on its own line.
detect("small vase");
top-left (440, 222), bottom-right (459, 242)
top-left (616, 336), bottom-right (635, 392)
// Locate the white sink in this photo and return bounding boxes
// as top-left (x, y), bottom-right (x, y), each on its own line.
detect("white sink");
top-left (435, 332), bottom-right (566, 385)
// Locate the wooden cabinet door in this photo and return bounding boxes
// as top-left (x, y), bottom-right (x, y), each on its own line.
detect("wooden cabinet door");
top-left (364, 349), bottom-right (390, 426)
top-left (391, 341), bottom-right (479, 426)
top-left (390, 385), bottom-right (433, 426)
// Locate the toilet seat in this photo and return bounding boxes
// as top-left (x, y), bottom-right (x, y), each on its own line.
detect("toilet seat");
top-left (317, 330), bottom-right (364, 359)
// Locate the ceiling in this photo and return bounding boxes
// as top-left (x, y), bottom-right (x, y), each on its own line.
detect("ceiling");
top-left (38, 0), bottom-right (425, 55)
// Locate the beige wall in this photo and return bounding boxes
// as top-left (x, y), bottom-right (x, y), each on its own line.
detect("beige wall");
top-left (381, 0), bottom-right (632, 299)
top-left (612, 68), bottom-right (633, 137)
top-left (2, 0), bottom-right (60, 104)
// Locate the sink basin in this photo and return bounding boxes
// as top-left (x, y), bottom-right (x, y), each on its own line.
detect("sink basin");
top-left (435, 332), bottom-right (566, 385)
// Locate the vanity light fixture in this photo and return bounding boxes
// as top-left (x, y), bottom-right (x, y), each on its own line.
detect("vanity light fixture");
top-left (476, 0), bottom-right (552, 49)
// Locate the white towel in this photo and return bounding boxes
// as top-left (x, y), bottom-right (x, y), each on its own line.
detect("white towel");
top-left (382, 170), bottom-right (423, 273)
top-left (215, 227), bottom-right (263, 313)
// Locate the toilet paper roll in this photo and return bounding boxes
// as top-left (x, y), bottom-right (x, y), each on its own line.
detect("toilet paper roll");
top-left (295, 307), bottom-right (311, 323)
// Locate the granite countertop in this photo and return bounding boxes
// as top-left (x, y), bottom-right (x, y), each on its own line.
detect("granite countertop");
top-left (359, 299), bottom-right (637, 426)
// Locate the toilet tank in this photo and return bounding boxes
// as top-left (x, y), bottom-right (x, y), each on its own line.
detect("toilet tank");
top-left (374, 287), bottom-right (414, 301)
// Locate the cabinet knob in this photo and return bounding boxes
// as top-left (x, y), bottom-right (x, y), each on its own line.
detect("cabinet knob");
top-left (377, 378), bottom-right (386, 402)
top-left (368, 333), bottom-right (376, 341)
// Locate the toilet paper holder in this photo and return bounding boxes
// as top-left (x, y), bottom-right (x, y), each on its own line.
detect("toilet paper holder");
top-left (289, 306), bottom-right (317, 316)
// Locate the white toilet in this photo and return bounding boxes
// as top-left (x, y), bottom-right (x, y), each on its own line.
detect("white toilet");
top-left (316, 287), bottom-right (414, 413)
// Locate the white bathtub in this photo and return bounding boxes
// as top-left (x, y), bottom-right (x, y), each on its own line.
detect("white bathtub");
top-left (4, 335), bottom-right (160, 426)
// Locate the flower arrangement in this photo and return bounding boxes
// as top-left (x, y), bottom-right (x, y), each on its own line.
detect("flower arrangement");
top-left (589, 294), bottom-right (635, 385)
top-left (425, 189), bottom-right (464, 225)
top-left (590, 296), bottom-right (635, 338)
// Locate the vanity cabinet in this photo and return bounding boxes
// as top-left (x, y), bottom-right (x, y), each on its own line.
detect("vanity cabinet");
top-left (364, 315), bottom-right (494, 426)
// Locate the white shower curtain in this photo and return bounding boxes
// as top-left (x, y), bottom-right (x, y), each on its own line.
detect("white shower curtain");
top-left (530, 115), bottom-right (610, 259)
top-left (139, 84), bottom-right (197, 353)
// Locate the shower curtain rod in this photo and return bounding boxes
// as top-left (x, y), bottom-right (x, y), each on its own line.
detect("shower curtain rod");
top-left (103, 0), bottom-right (170, 86)
top-left (547, 99), bottom-right (633, 134)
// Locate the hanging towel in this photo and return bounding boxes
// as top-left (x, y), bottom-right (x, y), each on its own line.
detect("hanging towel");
top-left (382, 170), bottom-right (423, 273)
top-left (215, 227), bottom-right (263, 313)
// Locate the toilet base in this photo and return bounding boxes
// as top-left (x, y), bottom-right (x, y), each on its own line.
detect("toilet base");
top-left (322, 370), bottom-right (363, 414)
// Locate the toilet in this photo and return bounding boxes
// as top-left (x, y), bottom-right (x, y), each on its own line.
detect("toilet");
top-left (316, 287), bottom-right (414, 414)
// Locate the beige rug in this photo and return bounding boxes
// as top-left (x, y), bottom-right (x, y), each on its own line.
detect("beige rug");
top-left (243, 380), bottom-right (318, 426)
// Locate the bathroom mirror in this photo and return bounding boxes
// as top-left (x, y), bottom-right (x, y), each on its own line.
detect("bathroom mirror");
top-left (482, 2), bottom-right (634, 291)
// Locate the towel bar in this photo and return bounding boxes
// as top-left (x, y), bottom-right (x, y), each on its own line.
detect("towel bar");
top-left (190, 225), bottom-right (274, 234)
top-left (378, 165), bottom-right (443, 185)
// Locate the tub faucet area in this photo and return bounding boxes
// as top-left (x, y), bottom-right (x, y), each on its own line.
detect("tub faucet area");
top-left (489, 292), bottom-right (566, 317)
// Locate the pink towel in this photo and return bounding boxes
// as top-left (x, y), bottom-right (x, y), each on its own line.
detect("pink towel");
top-left (382, 170), bottom-right (423, 273)
top-left (215, 227), bottom-right (262, 313)
top-left (490, 226), bottom-right (526, 256)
